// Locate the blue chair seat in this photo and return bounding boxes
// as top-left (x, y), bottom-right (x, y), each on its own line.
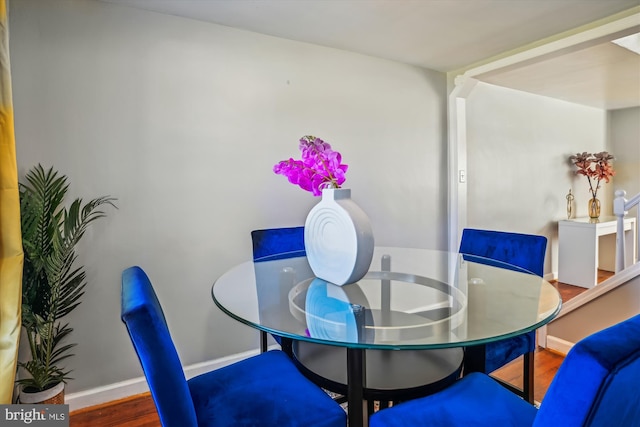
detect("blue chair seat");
top-left (122, 266), bottom-right (346, 427)
top-left (484, 331), bottom-right (536, 374)
top-left (188, 351), bottom-right (344, 426)
top-left (370, 314), bottom-right (640, 427)
top-left (371, 372), bottom-right (536, 427)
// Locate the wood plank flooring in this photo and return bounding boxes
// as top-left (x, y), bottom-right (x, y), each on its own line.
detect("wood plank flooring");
top-left (70, 393), bottom-right (160, 427)
top-left (70, 273), bottom-right (603, 426)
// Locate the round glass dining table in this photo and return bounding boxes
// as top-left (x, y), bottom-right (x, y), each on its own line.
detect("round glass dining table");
top-left (212, 247), bottom-right (562, 426)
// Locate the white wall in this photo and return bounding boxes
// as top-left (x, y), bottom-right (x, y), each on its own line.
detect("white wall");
top-left (547, 267), bottom-right (640, 345)
top-left (466, 82), bottom-right (609, 276)
top-left (9, 0), bottom-right (447, 394)
top-left (610, 107), bottom-right (640, 207)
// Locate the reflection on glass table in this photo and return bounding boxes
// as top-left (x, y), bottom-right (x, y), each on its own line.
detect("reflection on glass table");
top-left (212, 247), bottom-right (562, 427)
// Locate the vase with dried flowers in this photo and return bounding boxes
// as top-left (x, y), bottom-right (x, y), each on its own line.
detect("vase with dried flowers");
top-left (274, 135), bottom-right (374, 285)
top-left (569, 151), bottom-right (615, 219)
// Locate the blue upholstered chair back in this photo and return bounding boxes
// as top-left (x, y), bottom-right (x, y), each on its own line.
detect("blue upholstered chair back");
top-left (534, 314), bottom-right (640, 426)
top-left (251, 226), bottom-right (306, 262)
top-left (459, 228), bottom-right (547, 276)
top-left (121, 266), bottom-right (198, 427)
top-left (459, 228), bottom-right (547, 378)
top-left (251, 226), bottom-right (305, 350)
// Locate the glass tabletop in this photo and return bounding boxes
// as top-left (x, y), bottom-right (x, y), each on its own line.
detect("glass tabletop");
top-left (212, 247), bottom-right (562, 350)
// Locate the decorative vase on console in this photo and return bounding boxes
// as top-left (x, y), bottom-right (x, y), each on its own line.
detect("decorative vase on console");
top-left (569, 151), bottom-right (615, 220)
top-left (274, 135), bottom-right (374, 285)
top-left (588, 197), bottom-right (601, 219)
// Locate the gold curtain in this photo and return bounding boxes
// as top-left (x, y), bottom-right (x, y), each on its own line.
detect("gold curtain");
top-left (0, 0), bottom-right (23, 404)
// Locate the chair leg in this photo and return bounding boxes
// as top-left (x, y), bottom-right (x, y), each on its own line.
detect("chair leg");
top-left (523, 350), bottom-right (534, 404)
top-left (462, 345), bottom-right (486, 375)
top-left (260, 331), bottom-right (268, 353)
top-left (491, 352), bottom-right (535, 403)
top-left (367, 400), bottom-right (376, 415)
top-left (280, 337), bottom-right (293, 358)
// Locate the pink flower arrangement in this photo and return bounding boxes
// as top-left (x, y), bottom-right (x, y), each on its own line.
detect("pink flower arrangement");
top-left (569, 151), bottom-right (615, 199)
top-left (274, 135), bottom-right (348, 196)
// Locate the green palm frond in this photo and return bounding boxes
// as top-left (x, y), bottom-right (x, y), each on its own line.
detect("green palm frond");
top-left (18, 164), bottom-right (116, 392)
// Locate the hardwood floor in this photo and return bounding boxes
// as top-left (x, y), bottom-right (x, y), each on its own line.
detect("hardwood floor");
top-left (491, 348), bottom-right (566, 404)
top-left (70, 393), bottom-right (160, 427)
top-left (70, 272), bottom-right (606, 426)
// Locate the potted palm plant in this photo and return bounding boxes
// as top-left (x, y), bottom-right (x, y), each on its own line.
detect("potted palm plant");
top-left (17, 164), bottom-right (116, 403)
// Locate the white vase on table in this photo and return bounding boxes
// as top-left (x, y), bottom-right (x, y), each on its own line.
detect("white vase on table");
top-left (304, 188), bottom-right (374, 286)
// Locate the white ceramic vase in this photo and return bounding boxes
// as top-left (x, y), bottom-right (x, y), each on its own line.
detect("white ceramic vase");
top-left (304, 188), bottom-right (374, 286)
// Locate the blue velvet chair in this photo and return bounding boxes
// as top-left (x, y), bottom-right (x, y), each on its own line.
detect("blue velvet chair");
top-left (251, 226), bottom-right (306, 353)
top-left (251, 227), bottom-right (463, 413)
top-left (459, 228), bottom-right (548, 403)
top-left (251, 226), bottom-right (306, 263)
top-left (370, 313), bottom-right (640, 427)
top-left (121, 266), bottom-right (346, 427)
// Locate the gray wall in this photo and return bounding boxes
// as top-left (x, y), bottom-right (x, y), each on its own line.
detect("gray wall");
top-left (610, 107), bottom-right (640, 210)
top-left (9, 0), bottom-right (447, 393)
top-left (547, 270), bottom-right (640, 344)
top-left (466, 82), bottom-right (612, 275)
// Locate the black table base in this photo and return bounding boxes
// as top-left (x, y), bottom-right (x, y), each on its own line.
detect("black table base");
top-left (292, 341), bottom-right (464, 426)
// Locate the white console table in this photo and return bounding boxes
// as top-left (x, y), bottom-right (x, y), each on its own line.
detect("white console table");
top-left (558, 216), bottom-right (637, 288)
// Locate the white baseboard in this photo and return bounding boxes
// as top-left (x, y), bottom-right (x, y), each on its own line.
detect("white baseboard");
top-left (66, 348), bottom-right (262, 412)
top-left (545, 335), bottom-right (574, 356)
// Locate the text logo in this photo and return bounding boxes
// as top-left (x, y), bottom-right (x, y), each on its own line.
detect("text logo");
top-left (1, 405), bottom-right (68, 426)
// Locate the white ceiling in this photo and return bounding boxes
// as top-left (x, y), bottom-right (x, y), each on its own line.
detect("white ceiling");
top-left (99, 0), bottom-right (640, 109)
top-left (478, 37), bottom-right (640, 110)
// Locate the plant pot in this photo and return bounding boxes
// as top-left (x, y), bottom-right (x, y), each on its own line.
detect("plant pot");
top-left (19, 382), bottom-right (65, 404)
top-left (304, 188), bottom-right (374, 286)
